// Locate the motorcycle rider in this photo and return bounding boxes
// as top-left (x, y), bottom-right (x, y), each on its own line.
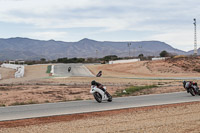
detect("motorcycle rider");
top-left (90, 80), bottom-right (112, 102)
top-left (68, 67), bottom-right (71, 72)
top-left (183, 81), bottom-right (199, 93)
top-left (96, 71), bottom-right (102, 77)
top-left (183, 81), bottom-right (191, 93)
top-left (91, 80), bottom-right (106, 92)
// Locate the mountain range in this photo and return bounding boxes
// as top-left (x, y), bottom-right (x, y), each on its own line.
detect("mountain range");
top-left (0, 37), bottom-right (197, 61)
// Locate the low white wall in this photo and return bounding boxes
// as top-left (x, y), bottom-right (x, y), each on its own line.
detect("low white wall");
top-left (109, 59), bottom-right (140, 64)
top-left (1, 63), bottom-right (25, 78)
top-left (152, 57), bottom-right (166, 61)
top-left (1, 63), bottom-right (18, 70)
top-left (51, 65), bottom-right (54, 75)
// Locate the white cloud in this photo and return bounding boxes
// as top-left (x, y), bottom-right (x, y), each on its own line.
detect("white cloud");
top-left (0, 0), bottom-right (198, 30)
top-left (0, 0), bottom-right (200, 51)
top-left (147, 29), bottom-right (194, 51)
top-left (26, 31), bottom-right (69, 41)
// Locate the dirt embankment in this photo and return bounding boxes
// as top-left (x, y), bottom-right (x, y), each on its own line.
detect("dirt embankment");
top-left (165, 56), bottom-right (200, 73)
top-left (87, 56), bottom-right (200, 77)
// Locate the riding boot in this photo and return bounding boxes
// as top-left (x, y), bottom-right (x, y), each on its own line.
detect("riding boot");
top-left (105, 91), bottom-right (109, 96)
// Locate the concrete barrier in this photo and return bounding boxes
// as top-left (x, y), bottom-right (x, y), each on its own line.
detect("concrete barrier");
top-left (109, 59), bottom-right (140, 64)
top-left (1, 63), bottom-right (18, 70)
top-left (14, 66), bottom-right (24, 78)
top-left (152, 57), bottom-right (166, 61)
top-left (1, 63), bottom-right (25, 78)
top-left (51, 65), bottom-right (54, 76)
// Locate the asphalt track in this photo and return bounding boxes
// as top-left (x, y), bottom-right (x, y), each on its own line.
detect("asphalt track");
top-left (53, 63), bottom-right (94, 77)
top-left (0, 92), bottom-right (199, 121)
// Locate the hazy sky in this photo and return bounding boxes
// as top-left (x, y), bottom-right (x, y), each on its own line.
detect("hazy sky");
top-left (0, 0), bottom-right (199, 51)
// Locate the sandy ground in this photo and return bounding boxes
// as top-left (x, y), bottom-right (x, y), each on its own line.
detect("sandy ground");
top-left (1, 101), bottom-right (200, 133)
top-left (0, 67), bottom-right (15, 79)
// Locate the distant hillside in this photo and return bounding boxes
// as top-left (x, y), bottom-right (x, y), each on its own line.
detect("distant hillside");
top-left (187, 48), bottom-right (200, 55)
top-left (0, 37), bottom-right (188, 60)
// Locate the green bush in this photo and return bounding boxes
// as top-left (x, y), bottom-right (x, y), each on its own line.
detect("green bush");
top-left (115, 85), bottom-right (158, 97)
top-left (0, 104), bottom-right (5, 107)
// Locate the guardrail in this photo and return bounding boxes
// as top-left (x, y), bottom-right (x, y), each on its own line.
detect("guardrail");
top-left (1, 63), bottom-right (25, 78)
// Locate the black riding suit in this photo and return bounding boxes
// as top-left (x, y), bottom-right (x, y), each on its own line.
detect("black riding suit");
top-left (95, 82), bottom-right (106, 92)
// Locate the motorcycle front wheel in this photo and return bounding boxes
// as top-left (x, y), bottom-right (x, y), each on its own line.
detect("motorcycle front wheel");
top-left (189, 88), bottom-right (195, 96)
top-left (93, 92), bottom-right (102, 103)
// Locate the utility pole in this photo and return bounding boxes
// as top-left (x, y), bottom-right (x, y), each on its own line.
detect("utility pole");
top-left (96, 50), bottom-right (98, 58)
top-left (139, 46), bottom-right (142, 55)
top-left (194, 18), bottom-right (197, 55)
top-left (127, 43), bottom-right (131, 57)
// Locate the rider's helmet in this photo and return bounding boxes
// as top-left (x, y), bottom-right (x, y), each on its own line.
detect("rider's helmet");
top-left (91, 80), bottom-right (96, 85)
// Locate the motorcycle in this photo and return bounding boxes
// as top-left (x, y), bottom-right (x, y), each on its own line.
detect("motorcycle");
top-left (183, 81), bottom-right (200, 96)
top-left (90, 85), bottom-right (112, 103)
top-left (96, 71), bottom-right (102, 77)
